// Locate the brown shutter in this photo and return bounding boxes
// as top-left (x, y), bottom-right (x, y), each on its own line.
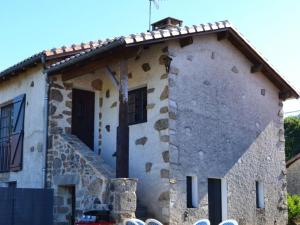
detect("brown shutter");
top-left (10, 94), bottom-right (26, 171)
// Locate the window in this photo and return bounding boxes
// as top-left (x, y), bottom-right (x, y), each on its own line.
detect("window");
top-left (187, 176), bottom-right (198, 208)
top-left (0, 94), bottom-right (26, 173)
top-left (128, 87), bottom-right (147, 125)
top-left (0, 104), bottom-right (13, 140)
top-left (256, 181), bottom-right (265, 208)
top-left (0, 104), bottom-right (14, 172)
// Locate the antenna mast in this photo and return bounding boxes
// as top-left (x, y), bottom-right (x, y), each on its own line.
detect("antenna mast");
top-left (149, 0), bottom-right (152, 31)
top-left (148, 0), bottom-right (159, 31)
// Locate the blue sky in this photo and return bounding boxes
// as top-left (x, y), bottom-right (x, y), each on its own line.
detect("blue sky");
top-left (0, 0), bottom-right (299, 112)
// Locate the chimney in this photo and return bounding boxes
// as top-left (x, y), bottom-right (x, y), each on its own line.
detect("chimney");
top-left (151, 17), bottom-right (183, 30)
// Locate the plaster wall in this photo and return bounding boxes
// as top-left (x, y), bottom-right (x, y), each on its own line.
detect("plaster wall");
top-left (0, 66), bottom-right (46, 188)
top-left (167, 34), bottom-right (287, 225)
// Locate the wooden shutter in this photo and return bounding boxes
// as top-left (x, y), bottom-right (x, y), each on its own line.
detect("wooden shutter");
top-left (10, 94), bottom-right (26, 171)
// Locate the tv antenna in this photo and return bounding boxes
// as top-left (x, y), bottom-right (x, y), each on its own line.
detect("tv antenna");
top-left (148, 0), bottom-right (160, 31)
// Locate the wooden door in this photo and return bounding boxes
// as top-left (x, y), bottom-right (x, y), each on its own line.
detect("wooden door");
top-left (208, 178), bottom-right (222, 225)
top-left (72, 89), bottom-right (95, 149)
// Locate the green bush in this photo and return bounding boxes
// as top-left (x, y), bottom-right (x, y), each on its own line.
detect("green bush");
top-left (285, 117), bottom-right (300, 161)
top-left (288, 194), bottom-right (300, 225)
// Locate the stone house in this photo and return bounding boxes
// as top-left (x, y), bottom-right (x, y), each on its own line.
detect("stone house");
top-left (0, 17), bottom-right (298, 225)
top-left (287, 153), bottom-right (300, 195)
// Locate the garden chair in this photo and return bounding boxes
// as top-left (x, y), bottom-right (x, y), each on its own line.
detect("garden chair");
top-left (133, 218), bottom-right (146, 225)
top-left (145, 218), bottom-right (163, 225)
top-left (219, 219), bottom-right (238, 225)
top-left (193, 219), bottom-right (210, 225)
top-left (123, 219), bottom-right (139, 225)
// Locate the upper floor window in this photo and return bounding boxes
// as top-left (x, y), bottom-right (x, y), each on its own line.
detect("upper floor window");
top-left (128, 87), bottom-right (147, 125)
top-left (0, 104), bottom-right (14, 140)
top-left (0, 94), bottom-right (26, 173)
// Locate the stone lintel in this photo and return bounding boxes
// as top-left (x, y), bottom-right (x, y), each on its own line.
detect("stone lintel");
top-left (53, 174), bottom-right (79, 186)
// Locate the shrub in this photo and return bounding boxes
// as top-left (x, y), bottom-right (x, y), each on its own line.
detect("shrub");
top-left (285, 117), bottom-right (300, 160)
top-left (288, 194), bottom-right (300, 225)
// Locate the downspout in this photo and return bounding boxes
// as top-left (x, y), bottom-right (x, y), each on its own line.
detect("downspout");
top-left (42, 55), bottom-right (50, 189)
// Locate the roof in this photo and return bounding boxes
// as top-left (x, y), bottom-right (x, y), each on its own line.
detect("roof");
top-left (45, 20), bottom-right (299, 99)
top-left (287, 153), bottom-right (300, 168)
top-left (0, 41), bottom-right (102, 80)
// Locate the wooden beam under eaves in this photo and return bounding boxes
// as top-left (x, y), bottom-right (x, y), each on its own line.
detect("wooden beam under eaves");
top-left (251, 64), bottom-right (263, 73)
top-left (279, 91), bottom-right (291, 100)
top-left (179, 37), bottom-right (193, 48)
top-left (60, 47), bottom-right (138, 81)
top-left (217, 31), bottom-right (229, 41)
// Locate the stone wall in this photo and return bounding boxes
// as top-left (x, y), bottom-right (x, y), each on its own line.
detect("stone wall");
top-left (167, 34), bottom-right (287, 225)
top-left (109, 178), bottom-right (137, 225)
top-left (50, 134), bottom-right (114, 224)
top-left (287, 159), bottom-right (300, 195)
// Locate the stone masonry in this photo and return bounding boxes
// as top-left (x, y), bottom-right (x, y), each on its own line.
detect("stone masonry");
top-left (109, 178), bottom-right (138, 225)
top-left (44, 35), bottom-right (289, 225)
top-left (51, 134), bottom-right (114, 224)
top-left (167, 34), bottom-right (287, 225)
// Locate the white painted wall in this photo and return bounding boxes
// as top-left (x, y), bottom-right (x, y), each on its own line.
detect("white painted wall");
top-left (0, 66), bottom-right (46, 188)
top-left (100, 49), bottom-right (170, 221)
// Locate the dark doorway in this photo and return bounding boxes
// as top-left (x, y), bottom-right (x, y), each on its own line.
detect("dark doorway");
top-left (208, 178), bottom-right (222, 225)
top-left (72, 89), bottom-right (95, 149)
top-left (70, 186), bottom-right (76, 225)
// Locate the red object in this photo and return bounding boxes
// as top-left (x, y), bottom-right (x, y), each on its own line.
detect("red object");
top-left (75, 222), bottom-right (115, 225)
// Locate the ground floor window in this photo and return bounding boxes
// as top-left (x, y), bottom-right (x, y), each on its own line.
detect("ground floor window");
top-left (256, 181), bottom-right (265, 208)
top-left (187, 176), bottom-right (198, 208)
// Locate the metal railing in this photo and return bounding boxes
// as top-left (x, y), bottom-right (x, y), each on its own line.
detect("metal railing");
top-left (0, 139), bottom-right (10, 172)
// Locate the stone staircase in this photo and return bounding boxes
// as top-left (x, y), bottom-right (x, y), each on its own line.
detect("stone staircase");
top-left (51, 134), bottom-right (143, 224)
top-left (50, 134), bottom-right (115, 213)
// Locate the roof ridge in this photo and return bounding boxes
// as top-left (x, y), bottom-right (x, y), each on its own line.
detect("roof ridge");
top-left (47, 20), bottom-right (232, 69)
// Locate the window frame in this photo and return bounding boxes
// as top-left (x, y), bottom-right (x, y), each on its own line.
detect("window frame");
top-left (128, 87), bottom-right (147, 126)
top-left (0, 102), bottom-right (14, 141)
top-left (0, 100), bottom-right (14, 173)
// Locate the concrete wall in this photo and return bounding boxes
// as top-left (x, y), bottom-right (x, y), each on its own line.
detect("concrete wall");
top-left (287, 160), bottom-right (300, 195)
top-left (0, 67), bottom-right (46, 188)
top-left (48, 43), bottom-right (171, 222)
top-left (167, 34), bottom-right (287, 225)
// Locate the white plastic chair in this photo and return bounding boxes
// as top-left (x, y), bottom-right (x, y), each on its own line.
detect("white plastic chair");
top-left (219, 219), bottom-right (238, 225)
top-left (133, 218), bottom-right (146, 225)
top-left (123, 219), bottom-right (139, 225)
top-left (193, 219), bottom-right (211, 225)
top-left (145, 218), bottom-right (163, 225)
